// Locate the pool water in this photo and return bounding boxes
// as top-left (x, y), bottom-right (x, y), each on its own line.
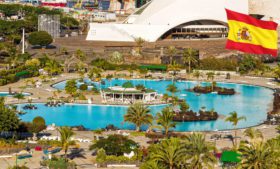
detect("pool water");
top-left (0, 92), bottom-right (31, 97)
top-left (17, 79), bottom-right (274, 131)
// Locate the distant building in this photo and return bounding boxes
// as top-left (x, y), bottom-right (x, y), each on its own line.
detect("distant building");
top-left (87, 0), bottom-right (248, 42)
top-left (90, 11), bottom-right (116, 22)
top-left (38, 14), bottom-right (60, 38)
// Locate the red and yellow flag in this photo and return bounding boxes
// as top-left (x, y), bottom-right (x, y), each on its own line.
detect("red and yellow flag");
top-left (226, 9), bottom-right (278, 56)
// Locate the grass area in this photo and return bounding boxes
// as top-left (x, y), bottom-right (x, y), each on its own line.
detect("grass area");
top-left (130, 131), bottom-right (146, 137)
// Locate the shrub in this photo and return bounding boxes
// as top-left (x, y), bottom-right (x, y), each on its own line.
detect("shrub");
top-left (28, 31), bottom-right (53, 46)
top-left (90, 134), bottom-right (138, 156)
top-left (79, 84), bottom-right (88, 91)
top-left (28, 116), bottom-right (46, 134)
top-left (96, 148), bottom-right (106, 164)
top-left (8, 165), bottom-right (29, 169)
top-left (122, 81), bottom-right (134, 88)
top-left (199, 57), bottom-right (238, 71)
top-left (65, 80), bottom-right (77, 96)
top-left (135, 84), bottom-right (145, 91)
top-left (42, 157), bottom-right (76, 169)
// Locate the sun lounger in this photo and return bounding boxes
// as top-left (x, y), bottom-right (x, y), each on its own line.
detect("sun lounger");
top-left (43, 147), bottom-right (61, 155)
top-left (17, 154), bottom-right (32, 159)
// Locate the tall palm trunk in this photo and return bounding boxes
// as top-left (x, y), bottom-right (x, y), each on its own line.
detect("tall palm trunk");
top-left (189, 60), bottom-right (191, 73)
top-left (64, 148), bottom-right (68, 161)
top-left (165, 128), bottom-right (169, 137)
top-left (234, 128), bottom-right (237, 146)
top-left (136, 126), bottom-right (140, 132)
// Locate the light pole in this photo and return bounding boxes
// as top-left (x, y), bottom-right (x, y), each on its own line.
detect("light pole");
top-left (22, 28), bottom-right (25, 54)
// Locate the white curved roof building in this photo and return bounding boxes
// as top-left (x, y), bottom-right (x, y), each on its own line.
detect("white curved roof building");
top-left (87, 0), bottom-right (248, 42)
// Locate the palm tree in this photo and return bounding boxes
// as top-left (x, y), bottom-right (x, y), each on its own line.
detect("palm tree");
top-left (57, 127), bottom-right (75, 160)
top-left (162, 93), bottom-right (170, 103)
top-left (75, 49), bottom-right (86, 61)
top-left (44, 59), bottom-right (62, 77)
top-left (168, 61), bottom-right (181, 82)
top-left (167, 46), bottom-right (177, 63)
top-left (185, 133), bottom-right (217, 169)
top-left (243, 128), bottom-right (263, 143)
top-left (88, 66), bottom-right (103, 82)
top-left (238, 142), bottom-right (276, 169)
top-left (170, 96), bottom-right (179, 109)
top-left (13, 93), bottom-right (25, 103)
top-left (124, 102), bottom-right (153, 131)
top-left (76, 61), bottom-right (87, 81)
top-left (166, 84), bottom-right (178, 97)
top-left (225, 112), bottom-right (246, 146)
top-left (148, 137), bottom-right (187, 169)
top-left (134, 37), bottom-right (145, 55)
top-left (206, 72), bottom-right (215, 91)
top-left (193, 70), bottom-right (202, 86)
top-left (182, 48), bottom-right (198, 73)
top-left (273, 63), bottom-right (280, 80)
top-left (156, 107), bottom-right (176, 136)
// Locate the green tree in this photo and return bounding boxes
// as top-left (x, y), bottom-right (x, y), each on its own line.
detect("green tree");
top-left (75, 49), bottom-right (86, 61)
top-left (182, 48), bottom-right (198, 73)
top-left (28, 31), bottom-right (53, 46)
top-left (193, 70), bottom-right (202, 86)
top-left (0, 97), bottom-right (19, 132)
top-left (276, 125), bottom-right (280, 133)
top-left (243, 128), bottom-right (263, 143)
top-left (96, 148), bottom-right (107, 167)
top-left (13, 93), bottom-right (25, 103)
top-left (166, 84), bottom-right (178, 97)
top-left (147, 137), bottom-right (186, 169)
top-left (124, 102), bottom-right (153, 131)
top-left (30, 116), bottom-right (46, 133)
top-left (170, 96), bottom-right (179, 109)
top-left (162, 93), bottom-right (170, 103)
top-left (122, 81), bottom-right (134, 88)
top-left (273, 63), bottom-right (280, 80)
top-left (89, 134), bottom-right (138, 156)
top-left (57, 127), bottom-right (75, 160)
top-left (225, 112), bottom-right (246, 146)
top-left (156, 107), bottom-right (176, 136)
top-left (88, 66), bottom-right (103, 82)
top-left (185, 133), bottom-right (217, 169)
top-left (206, 72), bottom-right (215, 91)
top-left (109, 51), bottom-right (124, 65)
top-left (65, 80), bottom-right (77, 97)
top-left (238, 142), bottom-right (276, 169)
top-left (168, 61), bottom-right (181, 82)
top-left (167, 46), bottom-right (177, 63)
top-left (179, 101), bottom-right (189, 113)
top-left (134, 37), bottom-right (145, 55)
top-left (29, 116), bottom-right (46, 140)
top-left (44, 59), bottom-right (62, 77)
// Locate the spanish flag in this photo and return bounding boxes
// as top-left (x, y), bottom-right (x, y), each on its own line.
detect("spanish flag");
top-left (226, 9), bottom-right (278, 57)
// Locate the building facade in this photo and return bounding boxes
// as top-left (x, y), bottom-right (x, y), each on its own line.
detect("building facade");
top-left (87, 0), bottom-right (248, 42)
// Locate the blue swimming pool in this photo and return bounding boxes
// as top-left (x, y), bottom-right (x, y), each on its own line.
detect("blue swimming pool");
top-left (0, 92), bottom-right (31, 97)
top-left (17, 79), bottom-right (274, 131)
